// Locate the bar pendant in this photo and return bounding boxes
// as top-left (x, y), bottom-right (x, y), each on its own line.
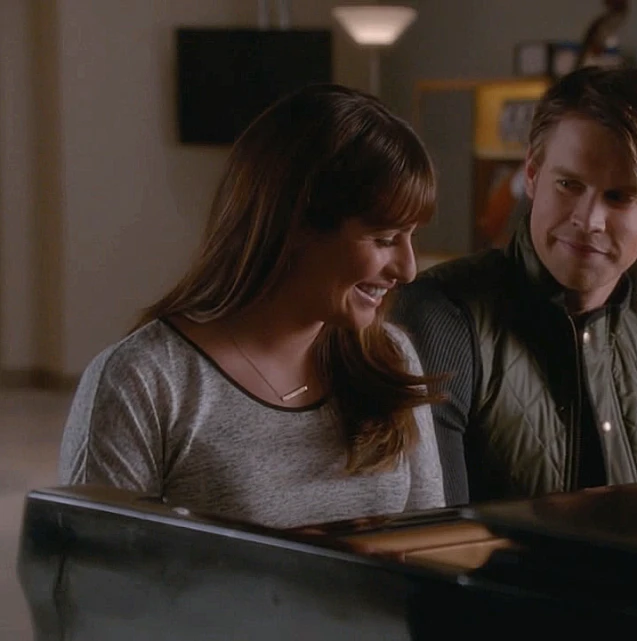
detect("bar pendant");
top-left (281, 385), bottom-right (309, 402)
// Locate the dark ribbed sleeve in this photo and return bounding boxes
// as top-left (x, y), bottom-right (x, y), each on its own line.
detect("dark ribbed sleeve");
top-left (391, 280), bottom-right (476, 506)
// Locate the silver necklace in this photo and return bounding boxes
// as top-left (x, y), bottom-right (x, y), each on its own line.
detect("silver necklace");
top-left (229, 335), bottom-right (309, 402)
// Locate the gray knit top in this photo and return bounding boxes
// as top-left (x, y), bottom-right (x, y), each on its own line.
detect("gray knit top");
top-left (58, 319), bottom-right (444, 528)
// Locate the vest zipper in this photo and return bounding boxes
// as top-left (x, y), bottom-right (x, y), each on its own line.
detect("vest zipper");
top-left (566, 314), bottom-right (582, 491)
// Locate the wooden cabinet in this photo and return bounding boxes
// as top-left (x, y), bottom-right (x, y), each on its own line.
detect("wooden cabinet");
top-left (412, 76), bottom-right (551, 250)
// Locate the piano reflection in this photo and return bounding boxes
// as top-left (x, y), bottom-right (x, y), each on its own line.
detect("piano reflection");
top-left (17, 483), bottom-right (637, 640)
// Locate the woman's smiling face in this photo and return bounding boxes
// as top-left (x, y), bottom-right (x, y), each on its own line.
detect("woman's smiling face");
top-left (284, 218), bottom-right (419, 330)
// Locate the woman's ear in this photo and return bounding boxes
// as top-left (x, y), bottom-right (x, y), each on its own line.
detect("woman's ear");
top-left (289, 226), bottom-right (313, 253)
top-left (291, 221), bottom-right (332, 252)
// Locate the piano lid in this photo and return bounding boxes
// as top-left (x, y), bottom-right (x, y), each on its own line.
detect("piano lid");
top-left (461, 483), bottom-right (637, 558)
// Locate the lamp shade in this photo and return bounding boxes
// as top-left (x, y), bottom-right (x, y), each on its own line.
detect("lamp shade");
top-left (332, 5), bottom-right (417, 46)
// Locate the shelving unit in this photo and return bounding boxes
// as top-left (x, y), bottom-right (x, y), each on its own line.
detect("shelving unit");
top-left (411, 76), bottom-right (551, 250)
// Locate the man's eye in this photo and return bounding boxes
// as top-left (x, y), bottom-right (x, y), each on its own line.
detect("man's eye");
top-left (605, 190), bottom-right (635, 206)
top-left (375, 237), bottom-right (396, 247)
top-left (556, 179), bottom-right (583, 194)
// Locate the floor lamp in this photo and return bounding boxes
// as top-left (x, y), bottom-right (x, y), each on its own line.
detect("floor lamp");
top-left (331, 5), bottom-right (417, 96)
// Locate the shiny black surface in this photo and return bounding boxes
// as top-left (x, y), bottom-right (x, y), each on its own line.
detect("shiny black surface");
top-left (17, 485), bottom-right (637, 640)
top-left (463, 483), bottom-right (637, 555)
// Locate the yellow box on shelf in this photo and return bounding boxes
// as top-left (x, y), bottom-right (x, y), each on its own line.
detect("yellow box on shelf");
top-left (473, 77), bottom-right (551, 160)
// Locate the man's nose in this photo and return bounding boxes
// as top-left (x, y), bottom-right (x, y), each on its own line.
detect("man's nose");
top-left (570, 196), bottom-right (606, 233)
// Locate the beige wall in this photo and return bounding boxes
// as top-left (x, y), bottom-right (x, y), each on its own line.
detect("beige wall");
top-left (0, 0), bottom-right (37, 373)
top-left (0, 0), bottom-right (369, 378)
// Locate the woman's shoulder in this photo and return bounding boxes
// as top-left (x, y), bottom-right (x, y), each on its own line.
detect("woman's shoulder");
top-left (79, 319), bottom-right (190, 386)
top-left (382, 320), bottom-right (416, 353)
top-left (381, 321), bottom-right (422, 375)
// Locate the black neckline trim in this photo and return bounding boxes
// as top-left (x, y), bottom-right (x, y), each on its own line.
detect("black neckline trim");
top-left (158, 317), bottom-right (328, 413)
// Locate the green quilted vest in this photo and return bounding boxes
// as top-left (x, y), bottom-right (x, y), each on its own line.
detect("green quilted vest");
top-left (424, 217), bottom-right (637, 501)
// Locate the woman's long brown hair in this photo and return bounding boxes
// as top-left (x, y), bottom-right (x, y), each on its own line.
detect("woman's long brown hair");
top-left (134, 83), bottom-right (442, 474)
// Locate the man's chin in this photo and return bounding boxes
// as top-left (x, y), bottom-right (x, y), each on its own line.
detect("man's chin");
top-left (549, 263), bottom-right (601, 290)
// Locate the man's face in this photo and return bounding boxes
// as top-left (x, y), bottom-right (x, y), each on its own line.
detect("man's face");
top-left (526, 116), bottom-right (637, 313)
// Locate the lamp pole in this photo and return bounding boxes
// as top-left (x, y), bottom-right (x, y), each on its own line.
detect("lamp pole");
top-left (369, 47), bottom-right (380, 96)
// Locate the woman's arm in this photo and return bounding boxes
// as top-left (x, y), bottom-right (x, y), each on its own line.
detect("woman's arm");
top-left (59, 347), bottom-right (164, 495)
top-left (384, 323), bottom-right (445, 510)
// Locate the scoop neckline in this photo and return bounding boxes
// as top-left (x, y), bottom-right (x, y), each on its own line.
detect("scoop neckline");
top-left (158, 317), bottom-right (329, 413)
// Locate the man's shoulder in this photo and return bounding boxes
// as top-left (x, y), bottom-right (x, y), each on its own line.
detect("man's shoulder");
top-left (423, 248), bottom-right (507, 283)
top-left (409, 249), bottom-right (511, 301)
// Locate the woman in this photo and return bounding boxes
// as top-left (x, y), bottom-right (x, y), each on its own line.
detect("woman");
top-left (59, 84), bottom-right (445, 528)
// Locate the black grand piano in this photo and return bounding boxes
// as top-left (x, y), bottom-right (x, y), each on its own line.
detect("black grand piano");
top-left (17, 483), bottom-right (637, 640)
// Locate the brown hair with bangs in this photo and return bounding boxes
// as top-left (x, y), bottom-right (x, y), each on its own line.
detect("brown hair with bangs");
top-left (528, 66), bottom-right (637, 170)
top-left (135, 83), bottom-right (440, 474)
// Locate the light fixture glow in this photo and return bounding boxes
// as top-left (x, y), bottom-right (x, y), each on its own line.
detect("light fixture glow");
top-left (331, 5), bottom-right (417, 46)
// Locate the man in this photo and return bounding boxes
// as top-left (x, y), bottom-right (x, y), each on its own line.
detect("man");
top-left (395, 66), bottom-right (637, 506)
